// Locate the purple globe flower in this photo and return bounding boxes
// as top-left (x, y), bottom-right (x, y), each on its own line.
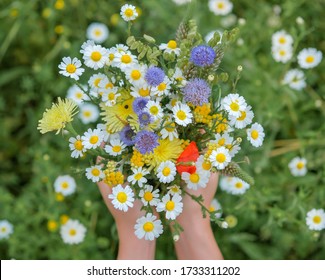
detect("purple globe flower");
top-left (133, 97), bottom-right (149, 115)
top-left (145, 66), bottom-right (165, 87)
top-left (135, 130), bottom-right (159, 154)
top-left (120, 125), bottom-right (135, 146)
top-left (190, 45), bottom-right (216, 67)
top-left (182, 78), bottom-right (211, 106)
top-left (138, 111), bottom-right (153, 127)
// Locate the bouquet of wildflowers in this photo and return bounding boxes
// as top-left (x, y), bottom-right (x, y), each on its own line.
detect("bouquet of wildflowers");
top-left (38, 4), bottom-right (265, 241)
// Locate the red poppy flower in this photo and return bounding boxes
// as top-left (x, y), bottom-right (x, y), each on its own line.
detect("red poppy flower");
top-left (176, 141), bottom-right (199, 174)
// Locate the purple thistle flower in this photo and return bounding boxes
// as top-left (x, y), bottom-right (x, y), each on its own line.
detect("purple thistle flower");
top-left (190, 45), bottom-right (216, 67)
top-left (133, 97), bottom-right (149, 115)
top-left (135, 130), bottom-right (159, 154)
top-left (182, 78), bottom-right (211, 106)
top-left (120, 125), bottom-right (135, 146)
top-left (145, 66), bottom-right (165, 87)
top-left (138, 111), bottom-right (153, 127)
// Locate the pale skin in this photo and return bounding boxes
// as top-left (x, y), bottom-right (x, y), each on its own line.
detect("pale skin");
top-left (97, 172), bottom-right (223, 260)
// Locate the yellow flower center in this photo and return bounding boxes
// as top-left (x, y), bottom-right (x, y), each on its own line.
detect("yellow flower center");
top-left (202, 161), bottom-right (211, 170)
top-left (108, 93), bottom-right (116, 100)
top-left (109, 53), bottom-right (115, 61)
top-left (313, 216), bottom-right (321, 224)
top-left (217, 2), bottom-right (224, 9)
top-left (165, 123), bottom-right (175, 132)
top-left (106, 82), bottom-right (114, 89)
top-left (209, 206), bottom-right (215, 212)
top-left (89, 135), bottom-right (99, 144)
top-left (235, 182), bottom-right (243, 189)
top-left (171, 186), bottom-right (179, 193)
top-left (166, 201), bottom-right (175, 211)
top-left (158, 83), bottom-right (167, 91)
top-left (230, 102), bottom-right (239, 111)
top-left (279, 37), bottom-right (286, 44)
top-left (176, 110), bottom-right (186, 120)
top-left (131, 70), bottom-right (141, 80)
top-left (121, 54), bottom-right (131, 63)
top-left (91, 168), bottom-right (100, 176)
top-left (134, 173), bottom-right (143, 180)
top-left (91, 51), bottom-right (102, 62)
top-left (143, 221), bottom-right (154, 232)
top-left (279, 50), bottom-right (286, 56)
top-left (66, 64), bottom-right (76, 73)
top-left (76, 92), bottom-right (83, 99)
top-left (189, 173), bottom-right (200, 183)
top-left (94, 29), bottom-right (102, 36)
top-left (112, 146), bottom-right (122, 153)
top-left (74, 140), bottom-right (83, 151)
top-left (306, 56), bottom-right (314, 63)
top-left (1, 227), bottom-right (7, 232)
top-left (94, 78), bottom-right (101, 87)
top-left (251, 130), bottom-right (259, 140)
top-left (218, 138), bottom-right (225, 146)
top-left (124, 8), bottom-right (134, 17)
top-left (237, 110), bottom-right (247, 121)
top-left (216, 153), bottom-right (226, 163)
top-left (143, 191), bottom-right (153, 201)
top-left (139, 88), bottom-right (150, 97)
top-left (296, 162), bottom-right (304, 169)
top-left (167, 40), bottom-right (177, 49)
top-left (83, 110), bottom-right (91, 117)
top-left (149, 106), bottom-right (159, 115)
top-left (69, 229), bottom-right (77, 236)
top-left (162, 167), bottom-right (171, 176)
top-left (117, 192), bottom-right (127, 203)
top-left (61, 182), bottom-right (69, 189)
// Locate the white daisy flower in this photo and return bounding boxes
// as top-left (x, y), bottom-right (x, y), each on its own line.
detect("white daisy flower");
top-left (96, 123), bottom-right (111, 142)
top-left (288, 157), bottom-right (307, 177)
top-left (272, 45), bottom-right (293, 63)
top-left (167, 185), bottom-right (182, 196)
top-left (208, 0), bottom-right (233, 16)
top-left (222, 93), bottom-right (247, 118)
top-left (272, 30), bottom-right (293, 48)
top-left (228, 142), bottom-right (241, 158)
top-left (159, 40), bottom-right (181, 56)
top-left (58, 57), bottom-right (84, 80)
top-left (209, 146), bottom-right (231, 170)
top-left (181, 169), bottom-right (210, 190)
top-left (79, 103), bottom-right (99, 124)
top-left (85, 165), bottom-right (105, 183)
top-left (229, 105), bottom-right (254, 129)
top-left (306, 209), bottom-right (325, 231)
top-left (120, 4), bottom-right (138, 22)
top-left (86, 22), bottom-right (109, 44)
top-left (152, 77), bottom-right (172, 97)
top-left (219, 176), bottom-right (234, 193)
top-left (98, 76), bottom-right (116, 90)
top-left (282, 69), bottom-right (306, 91)
top-left (81, 128), bottom-right (104, 149)
top-left (0, 220), bottom-right (14, 240)
top-left (214, 132), bottom-right (233, 148)
top-left (127, 167), bottom-right (149, 188)
top-left (54, 175), bottom-right (76, 196)
top-left (60, 219), bottom-right (87, 245)
top-left (156, 161), bottom-right (177, 183)
top-left (69, 135), bottom-right (86, 158)
top-left (172, 102), bottom-right (193, 126)
top-left (246, 122), bottom-right (265, 147)
top-left (145, 100), bottom-right (164, 121)
top-left (80, 40), bottom-right (95, 54)
top-left (229, 177), bottom-right (250, 195)
top-left (105, 138), bottom-right (126, 156)
top-left (209, 198), bottom-right (222, 219)
top-left (297, 48), bottom-right (322, 69)
top-left (171, 67), bottom-right (186, 86)
top-left (124, 64), bottom-right (147, 85)
top-left (139, 185), bottom-right (160, 206)
top-left (102, 87), bottom-right (120, 107)
top-left (88, 73), bottom-right (107, 91)
top-left (113, 51), bottom-right (137, 70)
top-left (67, 84), bottom-right (89, 104)
top-left (130, 83), bottom-right (151, 98)
top-left (134, 213), bottom-right (163, 241)
top-left (83, 44), bottom-right (108, 70)
top-left (156, 193), bottom-right (183, 220)
top-left (196, 155), bottom-right (212, 172)
top-left (160, 120), bottom-right (178, 141)
top-left (109, 184), bottom-right (134, 212)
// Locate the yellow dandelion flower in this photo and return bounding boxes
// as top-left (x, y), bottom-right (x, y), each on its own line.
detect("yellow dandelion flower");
top-left (150, 139), bottom-right (183, 168)
top-left (38, 98), bottom-right (78, 134)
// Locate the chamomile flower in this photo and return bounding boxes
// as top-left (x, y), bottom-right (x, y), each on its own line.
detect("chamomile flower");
top-left (134, 213), bottom-right (163, 241)
top-left (306, 209), bottom-right (325, 231)
top-left (208, 0), bottom-right (233, 16)
top-left (85, 165), bottom-right (105, 182)
top-left (67, 84), bottom-right (89, 104)
top-left (80, 40), bottom-right (95, 54)
top-left (86, 22), bottom-right (109, 44)
top-left (114, 51), bottom-right (137, 70)
top-left (81, 128), bottom-right (104, 149)
top-left (167, 185), bottom-right (182, 196)
top-left (105, 138), bottom-right (126, 156)
top-left (97, 123), bottom-right (111, 142)
top-left (0, 220), bottom-right (14, 240)
top-left (157, 193), bottom-right (183, 220)
top-left (127, 167), bottom-right (149, 187)
top-left (172, 102), bottom-right (193, 126)
top-left (124, 64), bottom-right (147, 85)
top-left (182, 169), bottom-right (210, 190)
top-left (222, 93), bottom-right (247, 118)
top-left (172, 67), bottom-right (186, 86)
top-left (209, 146), bottom-right (231, 170)
top-left (54, 175), bottom-right (76, 196)
top-left (145, 100), bottom-right (164, 120)
top-left (83, 44), bottom-right (108, 70)
top-left (152, 77), bottom-right (172, 97)
top-left (297, 48), bottom-right (322, 69)
top-left (88, 73), bottom-right (107, 91)
top-left (282, 69), bottom-right (306, 91)
top-left (58, 57), bottom-right (84, 80)
top-left (160, 120), bottom-right (178, 141)
top-left (246, 122), bottom-right (265, 147)
top-left (288, 157), bottom-right (307, 177)
top-left (229, 105), bottom-right (254, 129)
top-left (109, 184), bottom-right (134, 212)
top-left (272, 45), bottom-right (293, 63)
top-left (209, 198), bottom-right (222, 219)
top-left (102, 87), bottom-right (120, 106)
top-left (272, 30), bottom-right (293, 48)
top-left (79, 103), bottom-right (100, 124)
top-left (219, 176), bottom-right (234, 193)
top-left (139, 185), bottom-right (160, 206)
top-left (214, 132), bottom-right (233, 148)
top-left (159, 40), bottom-right (181, 56)
top-left (130, 83), bottom-right (151, 98)
top-left (196, 155), bottom-right (212, 172)
top-left (60, 219), bottom-right (87, 244)
top-left (229, 177), bottom-right (250, 195)
top-left (157, 161), bottom-right (177, 183)
top-left (120, 4), bottom-right (138, 22)
top-left (69, 135), bottom-right (86, 158)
